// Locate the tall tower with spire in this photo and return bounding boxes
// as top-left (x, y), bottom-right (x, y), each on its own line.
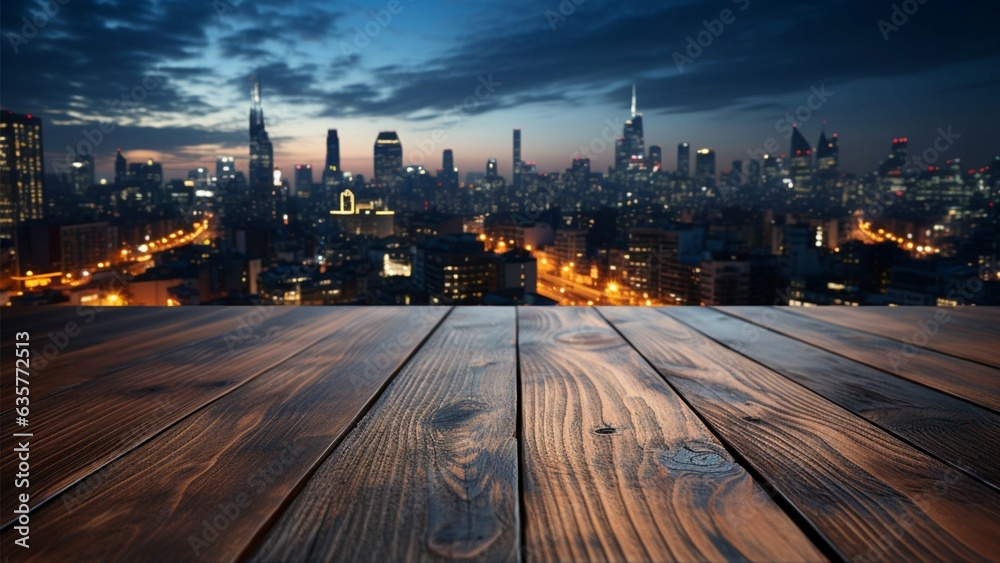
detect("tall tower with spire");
top-left (816, 122), bottom-right (839, 171)
top-left (249, 73), bottom-right (275, 219)
top-left (621, 83), bottom-right (645, 170)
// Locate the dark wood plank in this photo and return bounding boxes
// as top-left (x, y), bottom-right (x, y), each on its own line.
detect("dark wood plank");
top-left (792, 306), bottom-right (1000, 368)
top-left (1, 307), bottom-right (448, 562)
top-left (251, 307), bottom-right (519, 563)
top-left (1, 307), bottom-right (246, 413)
top-left (603, 307), bottom-right (1000, 562)
top-left (0, 306), bottom-right (165, 369)
top-left (0, 306), bottom-right (342, 524)
top-left (720, 306), bottom-right (1000, 413)
top-left (668, 307), bottom-right (1000, 490)
top-left (517, 307), bottom-right (825, 562)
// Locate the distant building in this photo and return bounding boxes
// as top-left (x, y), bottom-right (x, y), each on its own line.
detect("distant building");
top-left (329, 189), bottom-right (395, 238)
top-left (294, 164), bottom-right (312, 197)
top-left (1, 110), bottom-right (45, 238)
top-left (323, 129), bottom-right (342, 186)
top-left (374, 131), bottom-right (403, 185)
top-left (248, 75), bottom-right (274, 220)
top-left (695, 148), bottom-right (716, 180)
top-left (677, 143), bottom-right (690, 177)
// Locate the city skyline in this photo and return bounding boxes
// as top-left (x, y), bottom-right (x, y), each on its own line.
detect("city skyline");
top-left (2, 0), bottom-right (998, 181)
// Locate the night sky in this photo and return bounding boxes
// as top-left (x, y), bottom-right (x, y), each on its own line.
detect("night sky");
top-left (2, 0), bottom-right (998, 181)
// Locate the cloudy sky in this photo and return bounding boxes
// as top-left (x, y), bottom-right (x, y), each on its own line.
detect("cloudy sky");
top-left (2, 0), bottom-right (998, 181)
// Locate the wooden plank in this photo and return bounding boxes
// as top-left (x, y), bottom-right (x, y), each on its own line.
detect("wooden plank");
top-left (0, 306), bottom-right (342, 524)
top-left (515, 308), bottom-right (825, 562)
top-left (1, 307), bottom-right (245, 413)
top-left (719, 307), bottom-right (1000, 413)
top-left (668, 307), bottom-right (1000, 491)
top-left (0, 307), bottom-right (163, 365)
top-left (250, 307), bottom-right (521, 563)
top-left (603, 307), bottom-right (1000, 561)
top-left (792, 307), bottom-right (1000, 368)
top-left (1, 307), bottom-right (449, 562)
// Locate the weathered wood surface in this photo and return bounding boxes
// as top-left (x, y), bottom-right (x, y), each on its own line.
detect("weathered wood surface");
top-left (517, 307), bottom-right (824, 562)
top-left (2, 307), bottom-right (448, 562)
top-left (792, 306), bottom-right (1000, 368)
top-left (670, 307), bottom-right (1000, 491)
top-left (0, 306), bottom-right (332, 523)
top-left (604, 307), bottom-right (1000, 561)
top-left (252, 307), bottom-right (519, 562)
top-left (1, 307), bottom-right (246, 413)
top-left (1, 305), bottom-right (998, 562)
top-left (720, 306), bottom-right (1000, 412)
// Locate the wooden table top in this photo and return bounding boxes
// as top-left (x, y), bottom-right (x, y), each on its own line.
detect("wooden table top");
top-left (2, 306), bottom-right (998, 562)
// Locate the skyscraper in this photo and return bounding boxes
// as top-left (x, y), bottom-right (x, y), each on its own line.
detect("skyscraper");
top-left (1, 111), bottom-right (45, 238)
top-left (816, 126), bottom-right (839, 171)
top-left (248, 74), bottom-right (274, 201)
top-left (677, 143), bottom-right (691, 177)
top-left (216, 156), bottom-right (236, 182)
top-left (294, 164), bottom-right (312, 195)
top-left (115, 149), bottom-right (127, 185)
top-left (71, 154), bottom-right (94, 195)
top-left (513, 129), bottom-right (522, 189)
top-left (486, 157), bottom-right (498, 179)
top-left (440, 149), bottom-right (458, 190)
top-left (695, 148), bottom-right (716, 179)
top-left (323, 129), bottom-right (341, 186)
top-left (790, 125), bottom-right (814, 198)
top-left (621, 84), bottom-right (645, 169)
top-left (374, 131), bottom-right (403, 185)
top-left (648, 145), bottom-right (662, 171)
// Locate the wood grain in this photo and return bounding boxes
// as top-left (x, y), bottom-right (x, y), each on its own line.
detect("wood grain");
top-left (1, 307), bottom-right (246, 413)
top-left (251, 307), bottom-right (520, 563)
top-left (719, 306), bottom-right (1000, 412)
top-left (253, 307), bottom-right (519, 561)
top-left (604, 306), bottom-right (1000, 561)
top-left (0, 306), bottom-right (338, 525)
top-left (669, 307), bottom-right (1000, 490)
top-left (791, 306), bottom-right (1000, 368)
top-left (518, 307), bottom-right (825, 562)
top-left (1, 307), bottom-right (448, 562)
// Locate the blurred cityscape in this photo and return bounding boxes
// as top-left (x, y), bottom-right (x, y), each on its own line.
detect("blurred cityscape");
top-left (1, 81), bottom-right (998, 307)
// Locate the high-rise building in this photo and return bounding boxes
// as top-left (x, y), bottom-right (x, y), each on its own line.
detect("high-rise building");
top-left (294, 164), bottom-right (312, 195)
top-left (648, 145), bottom-right (662, 171)
top-left (486, 157), bottom-right (498, 179)
top-left (677, 143), bottom-right (691, 177)
top-left (513, 129), bottom-right (522, 189)
top-left (248, 74), bottom-right (274, 209)
top-left (816, 126), bottom-right (839, 171)
top-left (789, 125), bottom-right (813, 199)
top-left (374, 131), bottom-right (403, 185)
top-left (621, 84), bottom-right (645, 170)
top-left (115, 149), bottom-right (128, 185)
top-left (440, 149), bottom-right (458, 189)
top-left (216, 156), bottom-right (236, 182)
top-left (695, 148), bottom-right (716, 179)
top-left (1, 110), bottom-right (45, 239)
top-left (71, 155), bottom-right (95, 195)
top-left (323, 129), bottom-right (341, 186)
